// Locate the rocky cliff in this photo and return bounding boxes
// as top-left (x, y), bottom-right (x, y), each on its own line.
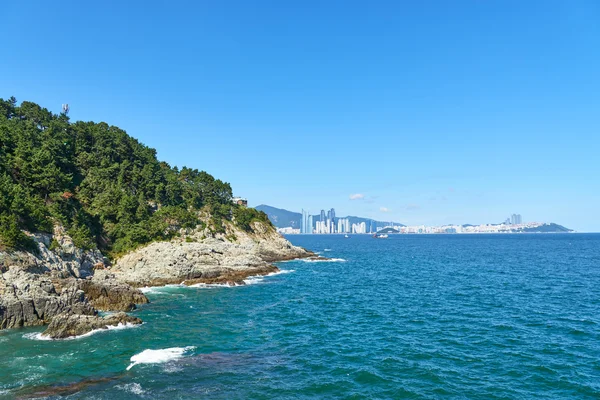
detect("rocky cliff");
top-left (0, 219), bottom-right (313, 337)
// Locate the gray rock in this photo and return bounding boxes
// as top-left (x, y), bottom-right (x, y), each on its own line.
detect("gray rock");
top-left (0, 219), bottom-right (311, 334)
top-left (111, 221), bottom-right (314, 287)
top-left (41, 312), bottom-right (142, 339)
top-left (0, 268), bottom-right (95, 329)
top-left (77, 276), bottom-right (149, 311)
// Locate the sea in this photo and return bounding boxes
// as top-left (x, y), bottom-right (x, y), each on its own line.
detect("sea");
top-left (1, 234), bottom-right (599, 399)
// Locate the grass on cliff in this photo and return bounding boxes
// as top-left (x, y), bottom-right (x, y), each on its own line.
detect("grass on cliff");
top-left (0, 97), bottom-right (272, 255)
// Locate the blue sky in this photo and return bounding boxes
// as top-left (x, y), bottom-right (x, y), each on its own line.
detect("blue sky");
top-left (3, 1), bottom-right (599, 231)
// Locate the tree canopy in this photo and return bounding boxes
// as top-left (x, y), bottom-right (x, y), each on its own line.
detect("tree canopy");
top-left (0, 97), bottom-right (268, 254)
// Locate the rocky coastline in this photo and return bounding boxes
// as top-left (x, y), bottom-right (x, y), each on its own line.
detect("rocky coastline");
top-left (0, 220), bottom-right (316, 338)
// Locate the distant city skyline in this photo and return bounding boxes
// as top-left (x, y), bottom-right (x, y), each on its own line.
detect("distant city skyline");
top-left (288, 204), bottom-right (531, 233)
top-left (301, 207), bottom-right (378, 234)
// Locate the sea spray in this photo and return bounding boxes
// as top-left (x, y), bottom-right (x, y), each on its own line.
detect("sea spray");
top-left (22, 322), bottom-right (141, 341)
top-left (126, 347), bottom-right (196, 371)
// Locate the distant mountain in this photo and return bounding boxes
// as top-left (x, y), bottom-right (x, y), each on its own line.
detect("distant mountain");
top-left (521, 223), bottom-right (573, 233)
top-left (254, 205), bottom-right (404, 229)
top-left (254, 205), bottom-right (302, 229)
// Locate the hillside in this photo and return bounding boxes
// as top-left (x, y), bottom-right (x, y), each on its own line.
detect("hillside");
top-left (0, 97), bottom-right (270, 255)
top-left (0, 97), bottom-right (315, 336)
top-left (521, 223), bottom-right (573, 233)
top-left (255, 204), bottom-right (404, 229)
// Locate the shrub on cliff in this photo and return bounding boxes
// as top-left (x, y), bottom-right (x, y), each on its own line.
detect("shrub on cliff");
top-left (233, 206), bottom-right (270, 232)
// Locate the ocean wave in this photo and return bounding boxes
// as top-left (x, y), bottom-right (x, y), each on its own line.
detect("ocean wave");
top-left (127, 346), bottom-right (196, 371)
top-left (189, 282), bottom-right (243, 288)
top-left (22, 322), bottom-right (141, 341)
top-left (324, 248), bottom-right (332, 252)
top-left (188, 269), bottom-right (295, 288)
top-left (301, 258), bottom-right (346, 263)
top-left (139, 284), bottom-right (184, 294)
top-left (116, 382), bottom-right (146, 395)
top-left (244, 269), bottom-right (295, 285)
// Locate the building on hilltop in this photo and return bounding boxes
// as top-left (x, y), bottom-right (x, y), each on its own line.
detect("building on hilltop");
top-left (232, 197), bottom-right (248, 206)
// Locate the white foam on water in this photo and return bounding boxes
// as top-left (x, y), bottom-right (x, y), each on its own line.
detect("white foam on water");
top-left (243, 269), bottom-right (296, 285)
top-left (324, 248), bottom-right (333, 252)
top-left (116, 382), bottom-right (145, 395)
top-left (22, 322), bottom-right (140, 341)
top-left (301, 258), bottom-right (347, 263)
top-left (243, 276), bottom-right (264, 285)
top-left (22, 332), bottom-right (52, 341)
top-left (139, 284), bottom-right (184, 294)
top-left (126, 346), bottom-right (195, 371)
top-left (189, 282), bottom-right (241, 289)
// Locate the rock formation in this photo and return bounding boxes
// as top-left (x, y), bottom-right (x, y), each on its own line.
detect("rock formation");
top-left (41, 312), bottom-right (143, 339)
top-left (0, 219), bottom-right (314, 337)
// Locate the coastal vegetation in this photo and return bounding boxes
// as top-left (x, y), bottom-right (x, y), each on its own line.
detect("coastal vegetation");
top-left (0, 97), bottom-right (270, 255)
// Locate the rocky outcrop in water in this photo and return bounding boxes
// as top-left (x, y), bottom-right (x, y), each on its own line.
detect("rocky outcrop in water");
top-left (0, 225), bottom-right (142, 330)
top-left (0, 265), bottom-right (95, 329)
top-left (112, 238), bottom-right (278, 287)
top-left (0, 219), bottom-right (313, 337)
top-left (111, 220), bottom-right (314, 287)
top-left (76, 277), bottom-right (149, 311)
top-left (41, 311), bottom-right (142, 339)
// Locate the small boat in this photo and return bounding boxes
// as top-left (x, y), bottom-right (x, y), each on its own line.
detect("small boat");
top-left (372, 233), bottom-right (388, 238)
top-left (344, 234), bottom-right (349, 238)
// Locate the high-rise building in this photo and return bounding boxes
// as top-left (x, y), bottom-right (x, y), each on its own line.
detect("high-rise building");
top-left (301, 209), bottom-right (307, 233)
top-left (301, 209), bottom-right (313, 234)
top-left (320, 210), bottom-right (326, 222)
top-left (330, 208), bottom-right (336, 221)
top-left (510, 214), bottom-right (523, 225)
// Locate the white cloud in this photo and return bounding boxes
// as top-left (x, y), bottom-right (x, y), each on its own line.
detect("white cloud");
top-left (349, 193), bottom-right (365, 200)
top-left (380, 207), bottom-right (390, 212)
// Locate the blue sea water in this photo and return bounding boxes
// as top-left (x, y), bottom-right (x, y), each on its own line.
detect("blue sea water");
top-left (1, 234), bottom-right (600, 399)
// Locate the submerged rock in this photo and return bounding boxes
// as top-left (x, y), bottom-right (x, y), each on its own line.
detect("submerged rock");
top-left (41, 312), bottom-right (142, 339)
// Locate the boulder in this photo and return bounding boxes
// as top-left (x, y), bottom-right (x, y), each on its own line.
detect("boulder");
top-left (77, 276), bottom-right (149, 311)
top-left (42, 312), bottom-right (142, 339)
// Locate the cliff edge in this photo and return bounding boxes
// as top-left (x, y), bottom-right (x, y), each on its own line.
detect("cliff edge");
top-left (0, 220), bottom-right (314, 337)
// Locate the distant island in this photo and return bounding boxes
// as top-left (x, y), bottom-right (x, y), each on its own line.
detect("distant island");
top-left (256, 205), bottom-right (572, 234)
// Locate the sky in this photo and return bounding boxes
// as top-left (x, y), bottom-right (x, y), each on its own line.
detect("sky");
top-left (3, 1), bottom-right (599, 231)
